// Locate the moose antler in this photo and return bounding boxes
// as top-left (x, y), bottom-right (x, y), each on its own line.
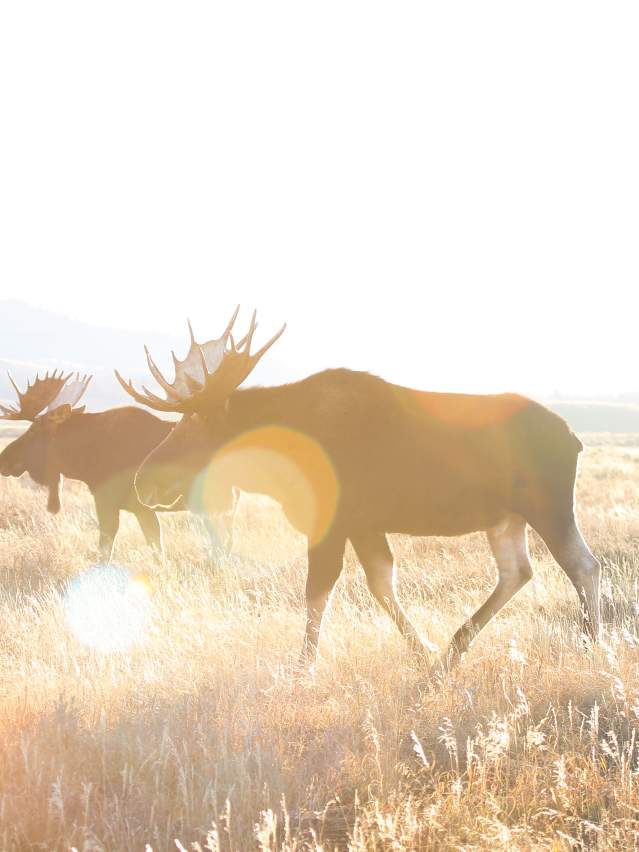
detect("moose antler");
top-left (196, 310), bottom-right (286, 404)
top-left (143, 307), bottom-right (241, 405)
top-left (0, 370), bottom-right (71, 421)
top-left (46, 373), bottom-right (92, 412)
top-left (115, 307), bottom-right (285, 414)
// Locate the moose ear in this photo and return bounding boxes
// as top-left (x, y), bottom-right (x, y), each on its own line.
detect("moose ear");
top-left (47, 403), bottom-right (73, 425)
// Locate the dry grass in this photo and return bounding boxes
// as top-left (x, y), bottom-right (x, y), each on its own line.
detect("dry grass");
top-left (1, 435), bottom-right (639, 850)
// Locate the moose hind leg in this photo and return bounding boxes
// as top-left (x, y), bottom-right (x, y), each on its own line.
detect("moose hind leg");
top-left (433, 514), bottom-right (533, 677)
top-left (535, 516), bottom-right (600, 641)
top-left (350, 531), bottom-right (429, 663)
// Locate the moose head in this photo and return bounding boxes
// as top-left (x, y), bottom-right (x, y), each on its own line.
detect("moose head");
top-left (0, 372), bottom-right (92, 512)
top-left (115, 307), bottom-right (285, 511)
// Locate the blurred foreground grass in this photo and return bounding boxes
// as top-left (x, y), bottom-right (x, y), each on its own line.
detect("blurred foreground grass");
top-left (0, 435), bottom-right (639, 849)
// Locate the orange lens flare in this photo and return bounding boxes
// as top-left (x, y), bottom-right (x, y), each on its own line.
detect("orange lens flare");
top-left (396, 388), bottom-right (530, 428)
top-left (192, 426), bottom-right (340, 548)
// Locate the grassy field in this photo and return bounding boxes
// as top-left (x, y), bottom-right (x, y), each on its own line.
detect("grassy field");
top-left (1, 435), bottom-right (639, 850)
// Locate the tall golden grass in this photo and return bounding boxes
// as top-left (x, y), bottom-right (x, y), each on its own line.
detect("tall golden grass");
top-left (1, 434), bottom-right (639, 850)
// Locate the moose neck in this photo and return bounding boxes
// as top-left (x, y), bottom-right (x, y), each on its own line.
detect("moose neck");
top-left (225, 383), bottom-right (293, 434)
top-left (213, 382), bottom-right (335, 543)
top-left (51, 413), bottom-right (98, 483)
top-left (52, 408), bottom-right (172, 490)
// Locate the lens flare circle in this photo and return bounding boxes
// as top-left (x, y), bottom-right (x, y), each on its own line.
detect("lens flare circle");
top-left (64, 563), bottom-right (152, 653)
top-left (191, 426), bottom-right (340, 548)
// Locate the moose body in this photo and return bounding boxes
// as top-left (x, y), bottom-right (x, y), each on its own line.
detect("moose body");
top-left (138, 371), bottom-right (575, 530)
top-left (119, 312), bottom-right (601, 674)
top-left (0, 405), bottom-right (235, 559)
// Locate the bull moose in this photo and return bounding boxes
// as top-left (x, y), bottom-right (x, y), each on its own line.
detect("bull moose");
top-left (0, 369), bottom-right (236, 560)
top-left (116, 308), bottom-right (600, 674)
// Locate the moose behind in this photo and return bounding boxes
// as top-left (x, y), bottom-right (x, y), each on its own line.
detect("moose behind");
top-left (0, 372), bottom-right (236, 558)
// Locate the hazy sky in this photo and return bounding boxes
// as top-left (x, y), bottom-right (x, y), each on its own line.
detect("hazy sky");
top-left (1, 2), bottom-right (637, 395)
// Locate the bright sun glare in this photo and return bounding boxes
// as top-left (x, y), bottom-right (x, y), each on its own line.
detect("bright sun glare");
top-left (1, 4), bottom-right (637, 397)
top-left (64, 564), bottom-right (153, 653)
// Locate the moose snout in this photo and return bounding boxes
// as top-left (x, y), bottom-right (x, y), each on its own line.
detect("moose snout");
top-left (0, 451), bottom-right (24, 477)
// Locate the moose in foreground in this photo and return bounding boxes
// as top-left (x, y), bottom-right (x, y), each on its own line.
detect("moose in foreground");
top-left (0, 368), bottom-right (237, 560)
top-left (116, 308), bottom-right (600, 674)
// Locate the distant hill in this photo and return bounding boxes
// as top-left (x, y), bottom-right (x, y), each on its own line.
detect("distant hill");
top-left (0, 300), bottom-right (290, 412)
top-left (2, 300), bottom-right (639, 434)
top-left (548, 401), bottom-right (639, 434)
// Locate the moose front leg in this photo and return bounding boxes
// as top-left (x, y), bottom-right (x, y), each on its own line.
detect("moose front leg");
top-left (46, 473), bottom-right (62, 514)
top-left (94, 497), bottom-right (120, 563)
top-left (299, 533), bottom-right (347, 670)
top-left (134, 506), bottom-right (164, 560)
top-left (350, 531), bottom-right (431, 664)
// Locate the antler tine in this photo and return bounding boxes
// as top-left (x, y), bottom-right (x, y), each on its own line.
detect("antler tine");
top-left (78, 373), bottom-right (92, 398)
top-left (4, 369), bottom-right (73, 419)
top-left (221, 313), bottom-right (256, 354)
top-left (0, 402), bottom-right (20, 419)
top-left (180, 308), bottom-right (244, 385)
top-left (236, 323), bottom-right (256, 350)
top-left (240, 310), bottom-right (259, 355)
top-left (115, 309), bottom-right (281, 415)
top-left (194, 314), bottom-right (286, 403)
top-left (44, 369), bottom-right (72, 385)
top-left (222, 305), bottom-right (241, 339)
top-left (227, 325), bottom-right (256, 355)
top-left (250, 323), bottom-right (287, 363)
top-left (141, 383), bottom-right (177, 406)
top-left (7, 372), bottom-right (21, 396)
top-left (46, 372), bottom-right (93, 412)
top-left (145, 346), bottom-right (183, 401)
top-left (114, 370), bottom-right (182, 413)
top-left (114, 370), bottom-right (144, 403)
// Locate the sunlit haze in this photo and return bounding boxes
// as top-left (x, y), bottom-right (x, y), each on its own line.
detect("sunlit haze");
top-left (64, 564), bottom-right (152, 653)
top-left (1, 2), bottom-right (637, 396)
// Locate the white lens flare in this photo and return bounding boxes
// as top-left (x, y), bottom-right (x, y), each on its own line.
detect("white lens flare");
top-left (64, 564), bottom-right (152, 653)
